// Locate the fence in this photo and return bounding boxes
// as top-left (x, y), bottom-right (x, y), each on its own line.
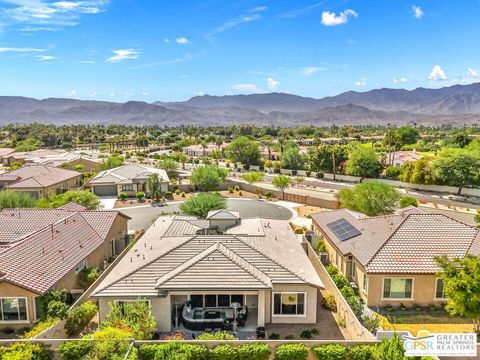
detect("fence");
top-left (304, 242), bottom-right (375, 341)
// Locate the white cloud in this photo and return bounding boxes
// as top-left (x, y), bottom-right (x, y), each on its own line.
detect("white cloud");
top-left (3, 0), bottom-right (107, 29)
top-left (36, 54), bottom-right (57, 61)
top-left (164, 38), bottom-right (170, 43)
top-left (175, 37), bottom-right (189, 44)
top-left (393, 77), bottom-right (407, 83)
top-left (354, 78), bottom-right (367, 86)
top-left (412, 5), bottom-right (423, 19)
top-left (252, 6), bottom-right (267, 12)
top-left (279, 2), bottom-right (323, 19)
top-left (209, 13), bottom-right (261, 36)
top-left (267, 77), bottom-right (280, 90)
top-left (89, 92), bottom-right (97, 97)
top-left (141, 91), bottom-right (149, 96)
top-left (80, 60), bottom-right (95, 64)
top-left (428, 65), bottom-right (447, 81)
top-left (0, 47), bottom-right (45, 53)
top-left (232, 83), bottom-right (262, 93)
top-left (106, 49), bottom-right (139, 62)
top-left (68, 90), bottom-right (77, 97)
top-left (301, 66), bottom-right (323, 76)
top-left (321, 9), bottom-right (358, 26)
top-left (196, 91), bottom-right (205, 96)
top-left (127, 52), bottom-right (199, 70)
top-left (467, 67), bottom-right (478, 78)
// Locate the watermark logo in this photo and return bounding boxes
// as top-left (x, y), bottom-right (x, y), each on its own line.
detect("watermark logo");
top-left (403, 330), bottom-right (477, 357)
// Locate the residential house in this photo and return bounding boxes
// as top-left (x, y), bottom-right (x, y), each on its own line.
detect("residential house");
top-left (184, 144), bottom-right (225, 158)
top-left (0, 205), bottom-right (130, 328)
top-left (311, 207), bottom-right (480, 308)
top-left (0, 164), bottom-right (82, 198)
top-left (0, 148), bottom-right (15, 166)
top-left (91, 211), bottom-right (323, 333)
top-left (1, 149), bottom-right (67, 167)
top-left (31, 152), bottom-right (100, 173)
top-left (384, 150), bottom-right (424, 167)
top-left (87, 164), bottom-right (169, 197)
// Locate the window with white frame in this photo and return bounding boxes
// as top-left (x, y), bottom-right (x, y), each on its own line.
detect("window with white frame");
top-left (273, 293), bottom-right (305, 316)
top-left (0, 298), bottom-right (28, 322)
top-left (383, 278), bottom-right (413, 299)
top-left (121, 184), bottom-right (134, 191)
top-left (435, 278), bottom-right (446, 299)
top-left (75, 259), bottom-right (87, 274)
top-left (363, 274), bottom-right (368, 294)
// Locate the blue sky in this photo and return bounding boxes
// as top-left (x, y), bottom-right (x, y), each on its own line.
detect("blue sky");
top-left (0, 0), bottom-right (479, 102)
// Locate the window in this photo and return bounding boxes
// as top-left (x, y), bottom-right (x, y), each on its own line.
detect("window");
top-left (204, 295), bottom-right (216, 307)
top-left (383, 278), bottom-right (413, 299)
top-left (0, 298), bottom-right (28, 322)
top-left (273, 293), bottom-right (306, 316)
top-left (363, 274), bottom-right (368, 294)
top-left (188, 294), bottom-right (245, 308)
top-left (435, 279), bottom-right (446, 299)
top-left (75, 259), bottom-right (87, 274)
top-left (190, 295), bottom-right (203, 308)
top-left (121, 184), bottom-right (134, 191)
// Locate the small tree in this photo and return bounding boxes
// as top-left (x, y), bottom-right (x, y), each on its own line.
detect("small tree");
top-left (225, 136), bottom-right (260, 165)
top-left (281, 146), bottom-right (304, 170)
top-left (345, 147), bottom-right (382, 179)
top-left (157, 158), bottom-right (178, 179)
top-left (97, 155), bottom-right (124, 171)
top-left (433, 151), bottom-right (480, 194)
top-left (475, 210), bottom-right (480, 228)
top-left (271, 174), bottom-right (291, 200)
top-left (180, 192), bottom-right (226, 218)
top-left (36, 190), bottom-right (100, 210)
top-left (338, 181), bottom-right (401, 216)
top-left (147, 173), bottom-right (161, 201)
top-left (435, 254), bottom-right (480, 332)
top-left (190, 164), bottom-right (228, 191)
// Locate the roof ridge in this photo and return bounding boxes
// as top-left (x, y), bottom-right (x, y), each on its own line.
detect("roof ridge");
top-left (234, 235), bottom-right (309, 284)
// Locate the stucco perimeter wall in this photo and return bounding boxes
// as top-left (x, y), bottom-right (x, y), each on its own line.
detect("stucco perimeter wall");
top-left (304, 243), bottom-right (375, 341)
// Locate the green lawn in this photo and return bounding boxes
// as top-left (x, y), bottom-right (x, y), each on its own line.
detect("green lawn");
top-left (383, 312), bottom-right (470, 324)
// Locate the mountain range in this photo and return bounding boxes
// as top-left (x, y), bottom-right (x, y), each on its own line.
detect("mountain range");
top-left (3, 82), bottom-right (480, 126)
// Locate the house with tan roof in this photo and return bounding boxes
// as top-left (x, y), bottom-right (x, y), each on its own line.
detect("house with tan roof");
top-left (0, 164), bottom-right (82, 199)
top-left (91, 212), bottom-right (323, 333)
top-left (0, 206), bottom-right (130, 328)
top-left (384, 150), bottom-right (424, 167)
top-left (87, 163), bottom-right (169, 197)
top-left (1, 149), bottom-right (67, 167)
top-left (311, 207), bottom-right (480, 308)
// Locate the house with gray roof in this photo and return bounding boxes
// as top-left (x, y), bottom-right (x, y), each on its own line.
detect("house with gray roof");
top-left (0, 206), bottom-right (130, 328)
top-left (311, 207), bottom-right (480, 308)
top-left (87, 163), bottom-right (169, 197)
top-left (92, 212), bottom-right (323, 333)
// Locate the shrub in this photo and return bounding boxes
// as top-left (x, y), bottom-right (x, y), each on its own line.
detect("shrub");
top-left (316, 240), bottom-right (327, 252)
top-left (21, 317), bottom-right (60, 339)
top-left (399, 196), bottom-right (419, 208)
top-left (78, 267), bottom-right (99, 288)
top-left (375, 334), bottom-right (406, 359)
top-left (84, 326), bottom-right (133, 360)
top-left (265, 191), bottom-right (272, 198)
top-left (165, 191), bottom-right (173, 196)
top-left (0, 343), bottom-right (50, 360)
top-left (180, 192), bottom-right (227, 218)
top-left (209, 344), bottom-right (238, 360)
top-left (136, 191), bottom-right (145, 200)
top-left (65, 301), bottom-right (97, 336)
top-left (316, 172), bottom-right (324, 178)
top-left (306, 171), bottom-right (311, 177)
top-left (269, 333), bottom-right (280, 339)
top-left (291, 170), bottom-right (297, 176)
top-left (196, 331), bottom-right (237, 340)
top-left (181, 192), bottom-right (186, 198)
top-left (238, 191), bottom-right (243, 196)
top-left (228, 187), bottom-right (234, 193)
top-left (275, 344), bottom-right (309, 360)
top-left (47, 300), bottom-right (69, 319)
top-left (312, 344), bottom-right (347, 360)
top-left (58, 340), bottom-right (94, 360)
top-left (321, 294), bottom-right (337, 312)
top-left (119, 192), bottom-right (128, 200)
top-left (234, 185), bottom-right (240, 191)
top-left (299, 329), bottom-right (313, 339)
top-left (237, 343), bottom-right (271, 360)
top-left (294, 228), bottom-right (304, 234)
top-left (175, 189), bottom-right (181, 195)
top-left (362, 315), bottom-right (380, 334)
top-left (139, 342), bottom-right (208, 360)
top-left (348, 345), bottom-right (376, 360)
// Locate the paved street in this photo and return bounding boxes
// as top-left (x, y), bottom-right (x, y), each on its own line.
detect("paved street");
top-left (119, 198), bottom-right (294, 232)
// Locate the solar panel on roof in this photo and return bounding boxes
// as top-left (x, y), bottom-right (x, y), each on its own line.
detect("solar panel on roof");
top-left (326, 218), bottom-right (361, 241)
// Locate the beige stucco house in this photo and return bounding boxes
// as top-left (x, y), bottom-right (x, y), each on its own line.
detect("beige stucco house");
top-left (311, 207), bottom-right (480, 308)
top-left (87, 164), bottom-right (169, 197)
top-left (92, 211), bottom-right (323, 333)
top-left (0, 164), bottom-right (82, 198)
top-left (0, 205), bottom-right (129, 328)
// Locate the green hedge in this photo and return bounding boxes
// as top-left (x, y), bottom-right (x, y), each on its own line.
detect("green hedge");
top-left (0, 342), bottom-right (50, 360)
top-left (139, 342), bottom-right (208, 360)
top-left (312, 344), bottom-right (348, 360)
top-left (209, 344), bottom-right (238, 360)
top-left (275, 343), bottom-right (309, 360)
top-left (65, 301), bottom-right (97, 335)
top-left (237, 343), bottom-right (270, 360)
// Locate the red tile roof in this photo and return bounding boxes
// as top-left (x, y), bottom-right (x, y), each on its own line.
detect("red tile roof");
top-left (0, 164), bottom-right (80, 188)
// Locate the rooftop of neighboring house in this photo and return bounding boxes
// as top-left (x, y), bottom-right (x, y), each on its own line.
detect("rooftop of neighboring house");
top-left (311, 207), bottom-right (480, 274)
top-left (31, 152), bottom-right (100, 167)
top-left (184, 143), bottom-right (226, 152)
top-left (385, 150), bottom-right (424, 163)
top-left (0, 164), bottom-right (81, 189)
top-left (88, 163), bottom-right (169, 185)
top-left (0, 205), bottom-right (130, 294)
top-left (91, 213), bottom-right (323, 297)
top-left (9, 149), bottom-right (67, 160)
top-left (0, 148), bottom-right (14, 158)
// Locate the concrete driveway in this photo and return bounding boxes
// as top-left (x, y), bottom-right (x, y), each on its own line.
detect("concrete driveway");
top-left (118, 198), bottom-right (294, 232)
top-left (99, 197), bottom-right (117, 210)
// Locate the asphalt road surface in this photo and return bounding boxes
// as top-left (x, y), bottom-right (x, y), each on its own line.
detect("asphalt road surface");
top-left (119, 198), bottom-right (293, 232)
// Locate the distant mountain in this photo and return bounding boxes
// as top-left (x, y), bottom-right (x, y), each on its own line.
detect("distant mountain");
top-left (2, 82), bottom-right (480, 126)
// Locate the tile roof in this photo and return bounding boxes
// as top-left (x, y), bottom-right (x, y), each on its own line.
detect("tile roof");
top-left (58, 202), bottom-right (87, 211)
top-left (312, 209), bottom-right (480, 274)
top-left (0, 213), bottom-right (105, 294)
top-left (207, 209), bottom-right (240, 220)
top-left (88, 164), bottom-right (169, 185)
top-left (92, 216), bottom-right (323, 297)
top-left (0, 164), bottom-right (81, 188)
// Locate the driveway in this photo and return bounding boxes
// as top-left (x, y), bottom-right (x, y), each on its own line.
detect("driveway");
top-left (119, 198), bottom-right (294, 232)
top-left (99, 196), bottom-right (117, 210)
